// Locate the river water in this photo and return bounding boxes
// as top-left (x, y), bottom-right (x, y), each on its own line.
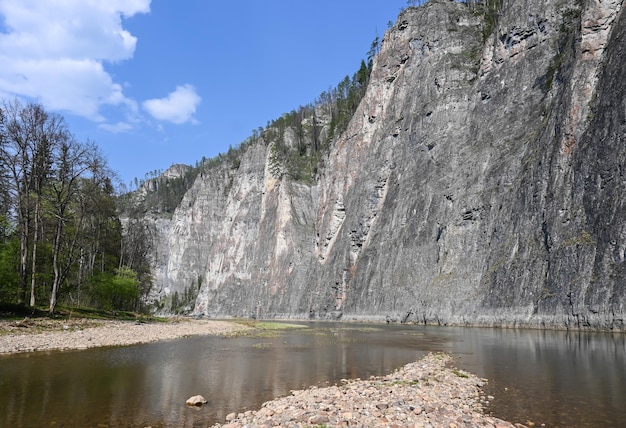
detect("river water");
top-left (0, 322), bottom-right (624, 427)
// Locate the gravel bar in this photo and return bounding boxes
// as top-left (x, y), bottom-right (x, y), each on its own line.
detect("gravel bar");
top-left (211, 353), bottom-right (522, 428)
top-left (0, 318), bottom-right (249, 354)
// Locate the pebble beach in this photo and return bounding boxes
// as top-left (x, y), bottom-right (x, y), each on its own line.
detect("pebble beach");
top-left (0, 317), bottom-right (249, 354)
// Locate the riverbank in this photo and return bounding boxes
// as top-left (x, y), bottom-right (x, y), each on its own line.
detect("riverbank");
top-left (0, 317), bottom-right (250, 354)
top-left (211, 353), bottom-right (522, 428)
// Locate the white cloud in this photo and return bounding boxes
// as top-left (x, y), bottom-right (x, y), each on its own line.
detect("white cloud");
top-left (143, 84), bottom-right (201, 124)
top-left (99, 121), bottom-right (134, 134)
top-left (0, 0), bottom-right (150, 122)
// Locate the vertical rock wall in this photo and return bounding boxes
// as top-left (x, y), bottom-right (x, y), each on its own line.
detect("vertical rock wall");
top-left (147, 0), bottom-right (625, 330)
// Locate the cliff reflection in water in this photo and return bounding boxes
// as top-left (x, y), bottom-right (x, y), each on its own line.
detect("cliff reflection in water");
top-left (453, 328), bottom-right (626, 426)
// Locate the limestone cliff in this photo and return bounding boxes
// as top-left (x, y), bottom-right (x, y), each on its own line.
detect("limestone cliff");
top-left (139, 0), bottom-right (626, 330)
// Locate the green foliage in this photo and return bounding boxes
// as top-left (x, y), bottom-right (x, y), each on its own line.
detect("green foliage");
top-left (462, 0), bottom-right (504, 42)
top-left (0, 236), bottom-right (19, 303)
top-left (483, 0), bottom-right (504, 41)
top-left (120, 134), bottom-right (265, 217)
top-left (90, 267), bottom-right (140, 311)
top-left (0, 99), bottom-right (126, 312)
top-left (266, 51), bottom-right (374, 183)
top-left (543, 51), bottom-right (564, 92)
top-left (564, 230), bottom-right (597, 247)
top-left (452, 369), bottom-right (469, 378)
top-left (327, 64), bottom-right (370, 141)
top-left (541, 1), bottom-right (582, 92)
top-left (367, 36), bottom-right (380, 67)
top-left (240, 321), bottom-right (308, 330)
top-left (169, 282), bottom-right (200, 315)
top-left (145, 168), bottom-right (200, 215)
top-left (226, 145), bottom-right (242, 169)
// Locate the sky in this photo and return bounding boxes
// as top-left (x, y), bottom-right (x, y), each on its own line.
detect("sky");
top-left (0, 0), bottom-right (409, 188)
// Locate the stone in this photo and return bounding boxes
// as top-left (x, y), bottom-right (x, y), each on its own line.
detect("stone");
top-left (185, 395), bottom-right (207, 406)
top-left (308, 414), bottom-right (329, 424)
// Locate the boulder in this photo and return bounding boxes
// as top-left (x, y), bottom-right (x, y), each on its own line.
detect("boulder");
top-left (185, 395), bottom-right (207, 406)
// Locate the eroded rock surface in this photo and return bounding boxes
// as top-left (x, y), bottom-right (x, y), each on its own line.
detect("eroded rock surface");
top-left (139, 0), bottom-right (626, 330)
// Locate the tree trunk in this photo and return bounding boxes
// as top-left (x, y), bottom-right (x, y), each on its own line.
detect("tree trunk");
top-left (19, 228), bottom-right (28, 305)
top-left (18, 207), bottom-right (29, 305)
top-left (30, 196), bottom-right (41, 306)
top-left (49, 216), bottom-right (63, 314)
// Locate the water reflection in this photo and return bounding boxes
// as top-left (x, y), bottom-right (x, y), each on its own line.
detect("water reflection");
top-left (0, 323), bottom-right (624, 427)
top-left (451, 328), bottom-right (626, 427)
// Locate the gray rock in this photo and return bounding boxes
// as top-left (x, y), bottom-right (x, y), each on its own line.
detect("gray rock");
top-left (133, 0), bottom-right (626, 331)
top-left (185, 395), bottom-right (207, 406)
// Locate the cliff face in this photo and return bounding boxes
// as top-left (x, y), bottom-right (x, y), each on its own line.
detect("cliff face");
top-left (144, 0), bottom-right (626, 330)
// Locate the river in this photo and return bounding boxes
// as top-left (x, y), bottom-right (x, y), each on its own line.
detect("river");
top-left (0, 322), bottom-right (624, 427)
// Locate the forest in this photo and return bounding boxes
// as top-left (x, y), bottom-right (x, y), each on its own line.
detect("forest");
top-left (0, 99), bottom-right (152, 315)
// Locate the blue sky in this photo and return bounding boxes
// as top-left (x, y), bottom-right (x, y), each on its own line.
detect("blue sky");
top-left (0, 1), bottom-right (408, 188)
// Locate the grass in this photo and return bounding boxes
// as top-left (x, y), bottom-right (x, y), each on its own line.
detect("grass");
top-left (233, 320), bottom-right (309, 338)
top-left (0, 303), bottom-right (171, 337)
top-left (452, 369), bottom-right (470, 378)
top-left (381, 380), bottom-right (420, 387)
top-left (234, 320), bottom-right (309, 330)
top-left (0, 302), bottom-right (167, 323)
top-left (563, 230), bottom-right (596, 247)
top-left (252, 342), bottom-right (274, 349)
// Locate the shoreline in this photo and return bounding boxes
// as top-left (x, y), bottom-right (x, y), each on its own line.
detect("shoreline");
top-left (0, 317), bottom-right (250, 354)
top-left (211, 352), bottom-right (521, 428)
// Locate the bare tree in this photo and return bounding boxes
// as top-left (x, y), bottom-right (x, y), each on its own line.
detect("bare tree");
top-left (48, 138), bottom-right (97, 314)
top-left (1, 99), bottom-right (125, 311)
top-left (0, 99), bottom-right (67, 305)
top-left (0, 100), bottom-right (30, 304)
top-left (29, 110), bottom-right (68, 306)
top-left (119, 217), bottom-right (153, 303)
